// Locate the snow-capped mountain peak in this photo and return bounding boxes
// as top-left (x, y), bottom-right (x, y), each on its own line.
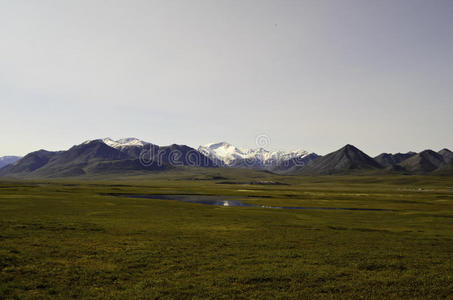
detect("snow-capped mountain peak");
top-left (103, 138), bottom-right (149, 148)
top-left (199, 142), bottom-right (248, 164)
top-left (198, 142), bottom-right (316, 168)
top-left (84, 138), bottom-right (150, 149)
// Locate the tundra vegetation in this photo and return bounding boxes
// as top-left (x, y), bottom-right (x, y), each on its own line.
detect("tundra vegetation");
top-left (1, 169), bottom-right (453, 299)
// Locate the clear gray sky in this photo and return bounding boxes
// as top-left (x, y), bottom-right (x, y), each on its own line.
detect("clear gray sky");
top-left (1, 0), bottom-right (452, 156)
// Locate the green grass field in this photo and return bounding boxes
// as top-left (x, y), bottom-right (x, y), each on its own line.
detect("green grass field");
top-left (1, 170), bottom-right (453, 299)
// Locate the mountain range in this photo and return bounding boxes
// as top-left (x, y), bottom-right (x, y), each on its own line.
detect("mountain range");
top-left (0, 138), bottom-right (452, 177)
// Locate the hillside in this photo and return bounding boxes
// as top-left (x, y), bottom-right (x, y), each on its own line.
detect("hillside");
top-left (295, 144), bottom-right (383, 175)
top-left (398, 150), bottom-right (446, 173)
top-left (374, 152), bottom-right (416, 167)
top-left (439, 149), bottom-right (453, 164)
top-left (0, 150), bottom-right (59, 176)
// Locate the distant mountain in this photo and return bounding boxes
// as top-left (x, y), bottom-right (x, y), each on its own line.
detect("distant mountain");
top-left (295, 144), bottom-right (383, 175)
top-left (0, 138), bottom-right (215, 178)
top-left (198, 142), bottom-right (317, 170)
top-left (0, 156), bottom-right (22, 169)
top-left (139, 144), bottom-right (216, 168)
top-left (438, 148), bottom-right (453, 164)
top-left (80, 138), bottom-right (152, 158)
top-left (82, 139), bottom-right (215, 167)
top-left (31, 140), bottom-right (134, 176)
top-left (268, 153), bottom-right (320, 173)
top-left (374, 152), bottom-right (416, 167)
top-left (398, 150), bottom-right (446, 173)
top-left (0, 150), bottom-right (58, 175)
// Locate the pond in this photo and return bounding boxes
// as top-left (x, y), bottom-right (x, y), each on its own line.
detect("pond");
top-left (121, 194), bottom-right (391, 211)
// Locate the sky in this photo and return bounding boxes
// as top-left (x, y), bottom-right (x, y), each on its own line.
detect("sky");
top-left (1, 0), bottom-right (452, 156)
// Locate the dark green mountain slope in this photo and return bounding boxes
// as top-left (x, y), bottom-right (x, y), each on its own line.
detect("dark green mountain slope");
top-left (0, 150), bottom-right (58, 176)
top-left (30, 140), bottom-right (136, 176)
top-left (296, 144), bottom-right (383, 175)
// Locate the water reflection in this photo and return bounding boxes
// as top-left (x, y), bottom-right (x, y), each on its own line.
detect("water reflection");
top-left (121, 194), bottom-right (391, 211)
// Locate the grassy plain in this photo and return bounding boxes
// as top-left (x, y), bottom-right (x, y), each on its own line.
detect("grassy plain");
top-left (1, 169), bottom-right (453, 299)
